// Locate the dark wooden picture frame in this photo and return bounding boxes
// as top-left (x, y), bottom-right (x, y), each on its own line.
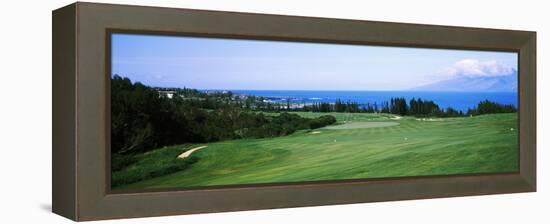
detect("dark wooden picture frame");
top-left (53, 2), bottom-right (536, 221)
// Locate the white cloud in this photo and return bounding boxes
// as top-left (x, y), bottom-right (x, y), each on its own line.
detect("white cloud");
top-left (441, 59), bottom-right (515, 78)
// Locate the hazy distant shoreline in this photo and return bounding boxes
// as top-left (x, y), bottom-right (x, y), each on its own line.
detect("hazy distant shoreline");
top-left (225, 90), bottom-right (518, 112)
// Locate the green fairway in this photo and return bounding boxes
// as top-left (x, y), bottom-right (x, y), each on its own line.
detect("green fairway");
top-left (325, 121), bottom-right (400, 129)
top-left (114, 112), bottom-right (518, 190)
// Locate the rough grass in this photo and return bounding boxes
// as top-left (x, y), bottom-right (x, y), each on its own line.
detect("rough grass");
top-left (113, 112), bottom-right (518, 190)
top-left (325, 121), bottom-right (399, 129)
top-left (111, 145), bottom-right (199, 187)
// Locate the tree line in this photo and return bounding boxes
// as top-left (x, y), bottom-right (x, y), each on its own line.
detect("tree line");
top-left (284, 97), bottom-right (516, 118)
top-left (111, 75), bottom-right (336, 155)
top-left (466, 100), bottom-right (517, 115)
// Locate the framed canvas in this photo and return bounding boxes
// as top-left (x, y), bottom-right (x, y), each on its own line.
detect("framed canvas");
top-left (52, 2), bottom-right (536, 221)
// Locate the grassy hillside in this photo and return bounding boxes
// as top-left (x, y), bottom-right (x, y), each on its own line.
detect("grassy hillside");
top-left (113, 112), bottom-right (518, 190)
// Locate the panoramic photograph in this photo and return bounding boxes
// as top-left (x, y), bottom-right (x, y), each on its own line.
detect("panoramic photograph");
top-left (110, 33), bottom-right (519, 190)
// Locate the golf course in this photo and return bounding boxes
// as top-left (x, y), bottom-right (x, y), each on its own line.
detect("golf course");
top-left (113, 111), bottom-right (518, 190)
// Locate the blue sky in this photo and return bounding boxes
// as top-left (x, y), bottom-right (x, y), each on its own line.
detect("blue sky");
top-left (112, 33), bottom-right (517, 91)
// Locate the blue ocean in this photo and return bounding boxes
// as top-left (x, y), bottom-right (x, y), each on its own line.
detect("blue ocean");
top-left (230, 90), bottom-right (518, 112)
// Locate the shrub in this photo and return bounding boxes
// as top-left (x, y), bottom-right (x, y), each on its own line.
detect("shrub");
top-left (309, 115), bottom-right (337, 129)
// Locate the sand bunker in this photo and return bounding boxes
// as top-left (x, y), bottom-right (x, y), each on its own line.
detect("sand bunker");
top-left (177, 146), bottom-right (207, 159)
top-left (324, 122), bottom-right (399, 130)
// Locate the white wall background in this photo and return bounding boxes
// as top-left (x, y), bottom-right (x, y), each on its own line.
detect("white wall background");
top-left (0, 0), bottom-right (547, 223)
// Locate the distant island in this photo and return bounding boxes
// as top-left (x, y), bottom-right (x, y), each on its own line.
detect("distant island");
top-left (412, 70), bottom-right (517, 92)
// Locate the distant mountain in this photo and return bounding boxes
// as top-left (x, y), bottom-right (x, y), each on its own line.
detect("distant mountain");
top-left (412, 71), bottom-right (517, 92)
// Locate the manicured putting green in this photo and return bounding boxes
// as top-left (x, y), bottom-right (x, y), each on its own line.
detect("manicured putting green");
top-left (324, 121), bottom-right (399, 130)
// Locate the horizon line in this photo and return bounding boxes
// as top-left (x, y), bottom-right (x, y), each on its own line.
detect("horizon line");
top-left (154, 87), bottom-right (517, 93)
